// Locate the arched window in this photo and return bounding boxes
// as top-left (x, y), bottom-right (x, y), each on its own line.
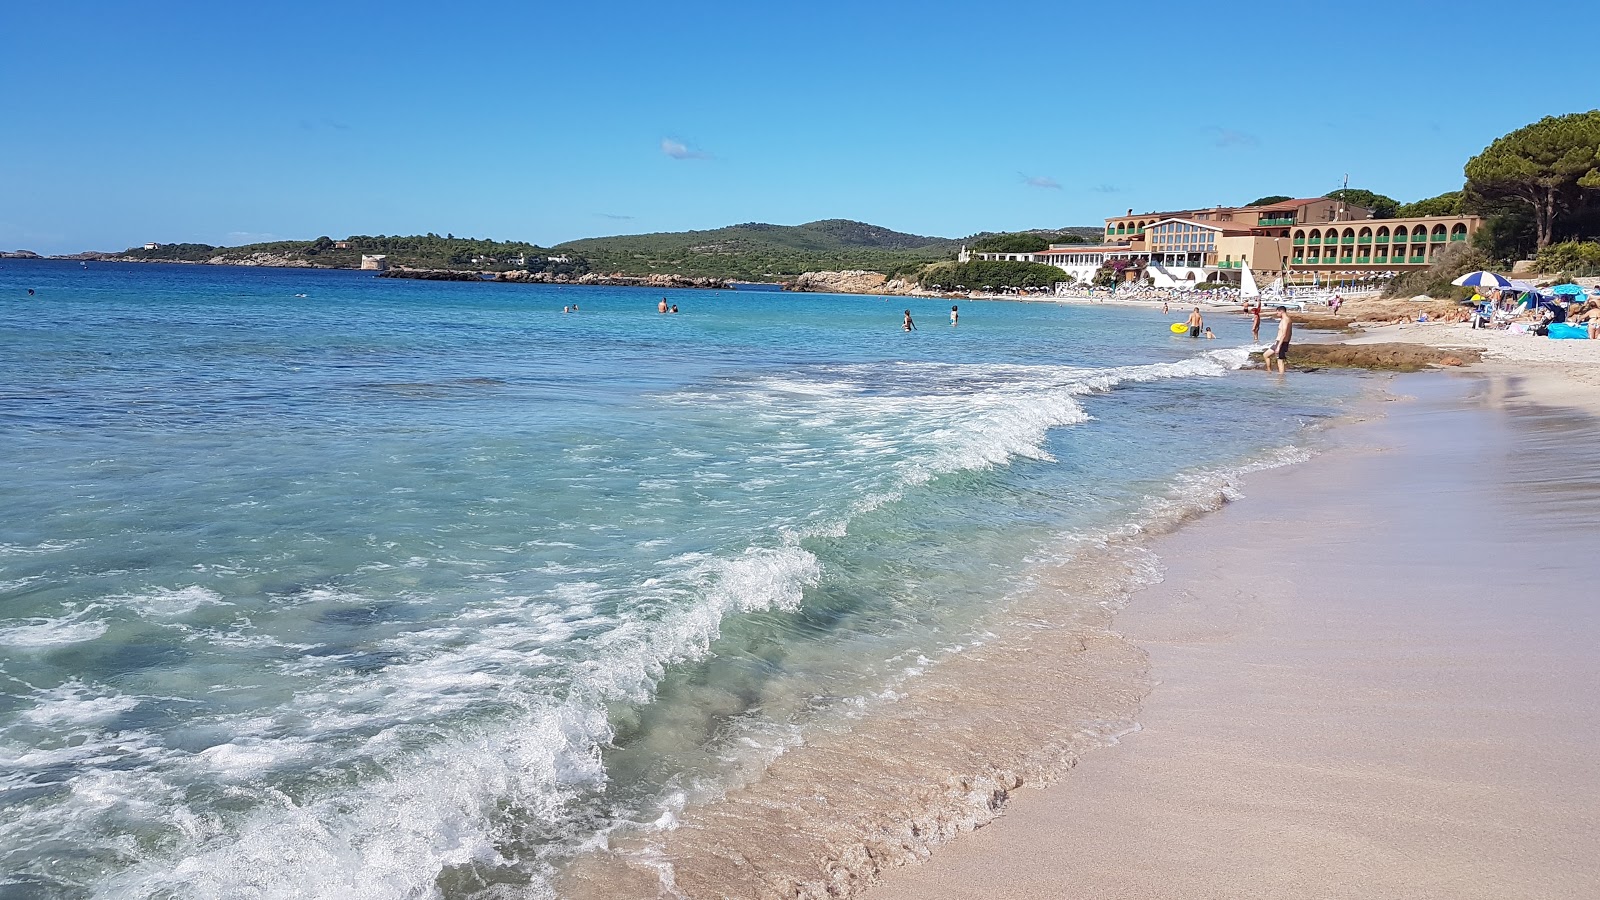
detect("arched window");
top-left (1294, 230), bottom-right (1306, 240)
top-left (1412, 225), bottom-right (1429, 240)
top-left (1431, 225), bottom-right (1448, 242)
top-left (1341, 227), bottom-right (1356, 240)
top-left (1358, 227), bottom-right (1373, 243)
top-left (1450, 223), bottom-right (1468, 241)
top-left (1376, 227), bottom-right (1390, 239)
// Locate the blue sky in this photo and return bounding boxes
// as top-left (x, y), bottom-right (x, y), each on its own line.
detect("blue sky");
top-left (3, 0), bottom-right (1594, 254)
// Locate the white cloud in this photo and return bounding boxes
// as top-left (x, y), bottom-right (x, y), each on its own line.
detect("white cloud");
top-left (1021, 174), bottom-right (1062, 190)
top-left (661, 138), bottom-right (711, 160)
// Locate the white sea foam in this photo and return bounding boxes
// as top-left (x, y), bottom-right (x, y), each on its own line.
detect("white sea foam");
top-left (63, 542), bottom-right (824, 900)
top-left (114, 585), bottom-right (230, 618)
top-left (0, 614), bottom-right (109, 649)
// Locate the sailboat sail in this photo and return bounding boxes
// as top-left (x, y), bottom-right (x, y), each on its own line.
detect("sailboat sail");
top-left (1240, 263), bottom-right (1261, 299)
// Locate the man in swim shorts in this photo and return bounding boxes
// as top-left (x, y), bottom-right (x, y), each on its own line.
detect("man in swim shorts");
top-left (1263, 306), bottom-right (1293, 373)
top-left (1187, 307), bottom-right (1203, 338)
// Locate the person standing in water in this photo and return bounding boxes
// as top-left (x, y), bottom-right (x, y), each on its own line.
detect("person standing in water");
top-left (903, 309), bottom-right (916, 331)
top-left (1250, 302), bottom-right (1263, 341)
top-left (658, 297), bottom-right (668, 314)
top-left (950, 305), bottom-right (958, 327)
top-left (1187, 307), bottom-right (1204, 338)
top-left (1263, 306), bottom-right (1293, 373)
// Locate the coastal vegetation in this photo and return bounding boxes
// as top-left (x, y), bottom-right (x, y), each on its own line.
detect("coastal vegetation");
top-left (118, 235), bottom-right (589, 274)
top-left (1246, 195), bottom-right (1293, 207)
top-left (1534, 240), bottom-right (1600, 276)
top-left (554, 219), bottom-right (963, 281)
top-left (914, 260), bottom-right (1067, 290)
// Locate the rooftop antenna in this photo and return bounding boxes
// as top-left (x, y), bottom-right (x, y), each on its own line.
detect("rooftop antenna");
top-left (1335, 173), bottom-right (1348, 221)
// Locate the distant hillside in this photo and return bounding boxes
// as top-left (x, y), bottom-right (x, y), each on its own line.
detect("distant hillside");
top-left (555, 219), bottom-right (965, 281)
top-left (115, 235), bottom-right (587, 275)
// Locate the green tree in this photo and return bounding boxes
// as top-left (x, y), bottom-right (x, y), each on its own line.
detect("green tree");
top-left (1247, 195), bottom-right (1293, 207)
top-left (1464, 110), bottom-right (1600, 249)
top-left (967, 233), bottom-right (1049, 253)
top-left (1396, 191), bottom-right (1464, 218)
top-left (1325, 189), bottom-right (1399, 218)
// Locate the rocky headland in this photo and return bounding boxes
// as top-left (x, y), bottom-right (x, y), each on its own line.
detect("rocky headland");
top-left (785, 270), bottom-right (918, 295)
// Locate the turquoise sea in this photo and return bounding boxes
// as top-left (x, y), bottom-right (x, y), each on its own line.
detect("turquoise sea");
top-left (0, 261), bottom-right (1358, 898)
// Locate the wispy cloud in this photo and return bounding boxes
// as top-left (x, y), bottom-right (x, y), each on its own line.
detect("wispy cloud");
top-left (1091, 183), bottom-right (1122, 194)
top-left (1206, 127), bottom-right (1259, 149)
top-left (661, 138), bottom-right (711, 160)
top-left (1021, 173), bottom-right (1062, 190)
top-left (596, 213), bottom-right (635, 221)
top-left (298, 118), bottom-right (350, 132)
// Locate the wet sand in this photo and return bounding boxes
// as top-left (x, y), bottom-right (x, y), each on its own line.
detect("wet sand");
top-left (870, 372), bottom-right (1600, 900)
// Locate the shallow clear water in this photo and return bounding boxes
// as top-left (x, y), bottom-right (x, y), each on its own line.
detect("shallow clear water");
top-left (0, 261), bottom-right (1358, 898)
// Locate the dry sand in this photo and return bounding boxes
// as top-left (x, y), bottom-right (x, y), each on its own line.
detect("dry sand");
top-left (868, 372), bottom-right (1600, 900)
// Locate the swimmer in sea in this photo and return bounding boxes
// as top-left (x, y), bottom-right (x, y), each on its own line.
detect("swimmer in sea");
top-left (903, 309), bottom-right (916, 331)
top-left (658, 297), bottom-right (668, 314)
top-left (950, 305), bottom-right (958, 327)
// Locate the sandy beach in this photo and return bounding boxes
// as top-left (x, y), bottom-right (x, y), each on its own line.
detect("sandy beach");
top-left (869, 365), bottom-right (1600, 899)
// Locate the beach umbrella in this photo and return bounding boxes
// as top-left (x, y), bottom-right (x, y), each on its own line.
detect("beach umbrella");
top-left (1551, 283), bottom-right (1586, 296)
top-left (1507, 279), bottom-right (1537, 292)
top-left (1451, 271), bottom-right (1514, 289)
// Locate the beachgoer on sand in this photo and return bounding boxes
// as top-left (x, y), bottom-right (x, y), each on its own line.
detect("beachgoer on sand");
top-left (1263, 306), bottom-right (1293, 374)
top-left (903, 310), bottom-right (916, 331)
top-left (1187, 307), bottom-right (1203, 338)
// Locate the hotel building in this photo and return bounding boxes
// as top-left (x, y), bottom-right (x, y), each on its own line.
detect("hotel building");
top-left (970, 197), bottom-right (1483, 287)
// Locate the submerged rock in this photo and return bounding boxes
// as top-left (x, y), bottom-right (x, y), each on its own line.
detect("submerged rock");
top-left (1259, 342), bottom-right (1484, 372)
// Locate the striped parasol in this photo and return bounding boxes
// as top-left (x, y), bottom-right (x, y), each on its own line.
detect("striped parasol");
top-left (1450, 271), bottom-right (1513, 289)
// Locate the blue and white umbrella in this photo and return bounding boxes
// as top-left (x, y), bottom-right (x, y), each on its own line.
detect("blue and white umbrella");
top-left (1451, 271), bottom-right (1514, 289)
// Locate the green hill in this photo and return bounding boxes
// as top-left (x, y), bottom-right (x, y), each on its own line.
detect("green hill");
top-left (555, 219), bottom-right (965, 281)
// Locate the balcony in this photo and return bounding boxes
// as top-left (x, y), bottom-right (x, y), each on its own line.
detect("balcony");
top-left (1292, 237), bottom-right (1306, 246)
top-left (1391, 234), bottom-right (1408, 243)
top-left (1450, 233), bottom-right (1467, 242)
top-left (1256, 217), bottom-right (1295, 227)
top-left (1358, 237), bottom-right (1373, 245)
top-left (1341, 236), bottom-right (1356, 244)
top-left (1375, 255), bottom-right (1389, 263)
top-left (1409, 255), bottom-right (1426, 264)
top-left (1356, 256), bottom-right (1371, 263)
top-left (1292, 256), bottom-right (1305, 265)
top-left (1375, 235), bottom-right (1389, 243)
top-left (1430, 234), bottom-right (1447, 243)
top-left (1307, 236), bottom-right (1321, 244)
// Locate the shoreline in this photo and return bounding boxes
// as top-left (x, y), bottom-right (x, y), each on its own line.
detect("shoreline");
top-left (867, 368), bottom-right (1600, 899)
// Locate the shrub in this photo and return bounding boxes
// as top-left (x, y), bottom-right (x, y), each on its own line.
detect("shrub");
top-left (1383, 243), bottom-right (1491, 299)
top-left (1533, 241), bottom-right (1600, 276)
